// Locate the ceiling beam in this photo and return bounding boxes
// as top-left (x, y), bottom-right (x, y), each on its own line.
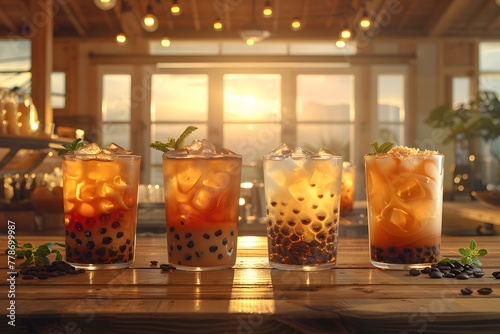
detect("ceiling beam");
top-left (466, 0), bottom-right (492, 29)
top-left (272, 0), bottom-right (281, 32)
top-left (0, 8), bottom-right (17, 32)
top-left (59, 1), bottom-right (87, 37)
top-left (396, 0), bottom-right (419, 30)
top-left (427, 0), bottom-right (470, 36)
top-left (300, 0), bottom-right (311, 28)
top-left (190, 0), bottom-right (202, 32)
top-left (325, 0), bottom-right (342, 30)
top-left (487, 11), bottom-right (500, 30)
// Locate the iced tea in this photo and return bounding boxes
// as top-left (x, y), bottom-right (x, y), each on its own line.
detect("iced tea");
top-left (162, 139), bottom-right (242, 271)
top-left (62, 143), bottom-right (140, 270)
top-left (263, 144), bottom-right (342, 271)
top-left (365, 146), bottom-right (444, 269)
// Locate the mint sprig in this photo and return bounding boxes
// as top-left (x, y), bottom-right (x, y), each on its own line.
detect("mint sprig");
top-left (150, 126), bottom-right (198, 152)
top-left (6, 238), bottom-right (65, 266)
top-left (440, 239), bottom-right (488, 266)
top-left (369, 141), bottom-right (394, 155)
top-left (58, 138), bottom-right (84, 156)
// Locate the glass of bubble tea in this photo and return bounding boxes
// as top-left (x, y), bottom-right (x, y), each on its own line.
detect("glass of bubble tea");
top-left (263, 144), bottom-right (343, 271)
top-left (162, 139), bottom-right (242, 271)
top-left (61, 143), bottom-right (141, 270)
top-left (365, 145), bottom-right (444, 270)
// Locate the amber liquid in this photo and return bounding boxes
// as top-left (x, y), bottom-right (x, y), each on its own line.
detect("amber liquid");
top-left (365, 154), bottom-right (444, 269)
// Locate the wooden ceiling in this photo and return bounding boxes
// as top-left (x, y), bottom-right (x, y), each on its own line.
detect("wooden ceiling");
top-left (1, 0), bottom-right (500, 43)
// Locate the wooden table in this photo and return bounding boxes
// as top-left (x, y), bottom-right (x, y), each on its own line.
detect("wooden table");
top-left (2, 235), bottom-right (500, 333)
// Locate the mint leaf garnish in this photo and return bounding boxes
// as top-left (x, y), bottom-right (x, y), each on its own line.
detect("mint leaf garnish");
top-left (369, 141), bottom-right (394, 155)
top-left (150, 126), bottom-right (198, 152)
top-left (58, 138), bottom-right (84, 156)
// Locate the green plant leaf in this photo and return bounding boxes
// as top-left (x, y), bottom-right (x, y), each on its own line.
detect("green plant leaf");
top-left (469, 239), bottom-right (477, 250)
top-left (58, 138), bottom-right (84, 156)
top-left (150, 126), bottom-right (198, 152)
top-left (175, 126), bottom-right (198, 150)
top-left (458, 248), bottom-right (468, 256)
top-left (368, 141), bottom-right (394, 155)
top-left (471, 257), bottom-right (482, 266)
top-left (478, 249), bottom-right (488, 256)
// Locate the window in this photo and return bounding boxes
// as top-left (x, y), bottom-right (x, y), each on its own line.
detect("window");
top-left (150, 74), bottom-right (209, 185)
top-left (101, 74), bottom-right (131, 147)
top-left (223, 74), bottom-right (281, 181)
top-left (479, 42), bottom-right (500, 96)
top-left (376, 74), bottom-right (405, 145)
top-left (51, 72), bottom-right (66, 108)
top-left (296, 74), bottom-right (354, 160)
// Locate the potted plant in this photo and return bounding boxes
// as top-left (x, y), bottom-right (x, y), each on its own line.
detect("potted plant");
top-left (425, 90), bottom-right (500, 195)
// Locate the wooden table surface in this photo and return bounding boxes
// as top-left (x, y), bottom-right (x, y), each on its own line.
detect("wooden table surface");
top-left (2, 234), bottom-right (500, 334)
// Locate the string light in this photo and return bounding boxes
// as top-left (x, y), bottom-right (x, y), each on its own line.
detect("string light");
top-left (291, 17), bottom-right (302, 31)
top-left (161, 36), bottom-right (171, 47)
top-left (94, 0), bottom-right (117, 10)
top-left (115, 32), bottom-right (127, 45)
top-left (213, 18), bottom-right (223, 31)
top-left (142, 3), bottom-right (159, 32)
top-left (335, 39), bottom-right (346, 48)
top-left (171, 0), bottom-right (181, 16)
top-left (246, 38), bottom-right (255, 46)
top-left (262, 1), bottom-right (273, 18)
top-left (340, 27), bottom-right (352, 39)
top-left (359, 7), bottom-right (371, 29)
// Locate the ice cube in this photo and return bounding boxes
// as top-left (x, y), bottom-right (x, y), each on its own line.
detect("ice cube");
top-left (203, 171), bottom-right (231, 192)
top-left (380, 205), bottom-right (414, 235)
top-left (223, 159), bottom-right (241, 175)
top-left (97, 182), bottom-right (120, 199)
top-left (400, 156), bottom-right (422, 172)
top-left (267, 143), bottom-right (292, 158)
top-left (76, 183), bottom-right (96, 201)
top-left (98, 199), bottom-right (115, 214)
top-left (424, 161), bottom-right (439, 179)
top-left (316, 147), bottom-right (340, 157)
top-left (63, 180), bottom-right (77, 200)
top-left (176, 168), bottom-right (202, 193)
top-left (290, 147), bottom-right (313, 160)
top-left (77, 142), bottom-right (102, 155)
top-left (77, 202), bottom-right (96, 217)
top-left (309, 170), bottom-right (334, 188)
top-left (218, 147), bottom-right (238, 155)
top-left (185, 139), bottom-right (216, 155)
top-left (103, 142), bottom-right (133, 155)
top-left (288, 179), bottom-right (313, 201)
top-left (191, 188), bottom-right (215, 211)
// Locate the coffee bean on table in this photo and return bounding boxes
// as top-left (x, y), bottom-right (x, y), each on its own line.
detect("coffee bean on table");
top-left (460, 287), bottom-right (473, 295)
top-left (409, 269), bottom-right (421, 276)
top-left (477, 288), bottom-right (493, 295)
top-left (430, 271), bottom-right (443, 279)
top-left (473, 271), bottom-right (485, 278)
top-left (456, 273), bottom-right (469, 280)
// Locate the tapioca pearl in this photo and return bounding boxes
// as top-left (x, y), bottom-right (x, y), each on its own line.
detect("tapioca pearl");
top-left (169, 245), bottom-right (174, 251)
top-left (310, 222), bottom-right (323, 233)
top-left (294, 224), bottom-right (305, 237)
top-left (187, 241), bottom-right (195, 248)
top-left (126, 239), bottom-right (131, 244)
top-left (333, 208), bottom-right (339, 215)
top-left (75, 222), bottom-right (83, 231)
top-left (203, 233), bottom-right (210, 240)
top-left (102, 237), bottom-right (113, 245)
top-left (297, 197), bottom-right (305, 202)
top-left (218, 254), bottom-right (223, 260)
top-left (316, 211), bottom-right (327, 221)
top-left (292, 208), bottom-right (301, 214)
top-left (290, 234), bottom-right (300, 242)
top-left (209, 246), bottom-right (218, 253)
top-left (174, 234), bottom-right (180, 240)
top-left (222, 238), bottom-right (228, 246)
top-left (276, 219), bottom-right (284, 226)
top-left (316, 232), bottom-right (327, 242)
top-left (279, 211), bottom-right (285, 216)
top-left (84, 231), bottom-right (92, 237)
top-left (325, 221), bottom-right (333, 228)
top-left (280, 226), bottom-right (292, 236)
top-left (86, 241), bottom-right (95, 249)
top-left (228, 248), bottom-right (234, 256)
top-left (109, 249), bottom-right (118, 257)
top-left (119, 245), bottom-right (127, 253)
top-left (185, 254), bottom-right (192, 261)
top-left (73, 248), bottom-right (81, 256)
top-left (185, 233), bottom-right (192, 238)
top-left (267, 219), bottom-right (273, 227)
top-left (116, 232), bottom-right (124, 238)
top-left (177, 245), bottom-right (182, 251)
top-left (100, 228), bottom-right (107, 234)
top-left (271, 201), bottom-right (278, 207)
top-left (169, 227), bottom-right (175, 232)
top-left (215, 229), bottom-right (222, 237)
top-left (287, 219), bottom-right (296, 227)
top-left (317, 194), bottom-right (324, 199)
top-left (180, 221), bottom-right (185, 226)
top-left (75, 239), bottom-right (82, 245)
top-left (281, 201), bottom-right (287, 206)
top-left (311, 204), bottom-right (318, 210)
top-left (195, 251), bottom-right (203, 258)
top-left (84, 251), bottom-right (93, 259)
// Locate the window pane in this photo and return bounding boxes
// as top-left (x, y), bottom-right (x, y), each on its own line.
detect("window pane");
top-left (452, 77), bottom-right (470, 106)
top-left (376, 124), bottom-right (403, 146)
top-left (297, 124), bottom-right (352, 161)
top-left (223, 123), bottom-right (281, 164)
top-left (479, 74), bottom-right (500, 96)
top-left (297, 75), bottom-right (353, 122)
top-left (151, 74), bottom-right (208, 122)
top-left (224, 74), bottom-right (281, 122)
top-left (102, 74), bottom-right (131, 122)
top-left (479, 42), bottom-right (500, 72)
top-left (102, 123), bottom-right (130, 148)
top-left (377, 75), bottom-right (404, 122)
top-left (51, 72), bottom-right (66, 108)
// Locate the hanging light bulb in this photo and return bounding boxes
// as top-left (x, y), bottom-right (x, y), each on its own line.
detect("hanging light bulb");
top-left (171, 0), bottom-right (181, 16)
top-left (262, 1), bottom-right (273, 18)
top-left (291, 17), bottom-right (302, 31)
top-left (115, 32), bottom-right (127, 45)
top-left (340, 27), bottom-right (352, 39)
top-left (142, 3), bottom-right (159, 32)
top-left (335, 39), bottom-right (346, 48)
top-left (161, 36), bottom-right (171, 47)
top-left (94, 0), bottom-right (117, 11)
top-left (359, 8), bottom-right (371, 29)
top-left (213, 18), bottom-right (223, 31)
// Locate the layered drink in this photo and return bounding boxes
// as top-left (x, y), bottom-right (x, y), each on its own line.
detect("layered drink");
top-left (263, 144), bottom-right (343, 271)
top-left (365, 145), bottom-right (444, 269)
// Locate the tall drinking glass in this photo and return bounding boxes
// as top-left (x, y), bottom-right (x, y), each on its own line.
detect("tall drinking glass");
top-left (62, 143), bottom-right (140, 270)
top-left (365, 147), bottom-right (444, 270)
top-left (162, 139), bottom-right (242, 271)
top-left (263, 144), bottom-right (343, 271)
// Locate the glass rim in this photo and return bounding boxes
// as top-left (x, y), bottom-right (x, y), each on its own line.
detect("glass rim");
top-left (61, 154), bottom-right (141, 160)
top-left (364, 153), bottom-right (444, 158)
top-left (263, 154), bottom-right (343, 161)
